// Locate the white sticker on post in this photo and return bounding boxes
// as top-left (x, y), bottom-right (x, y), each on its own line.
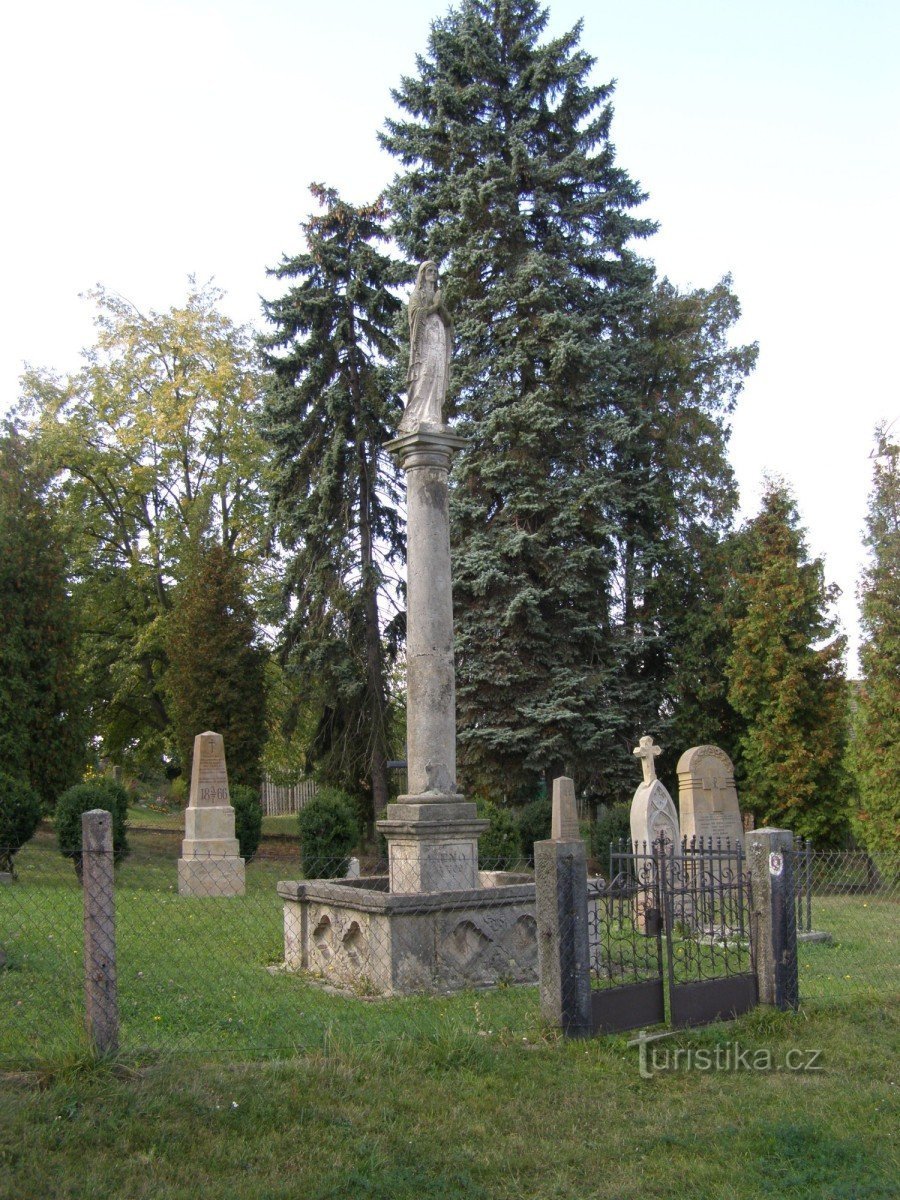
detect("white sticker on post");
top-left (769, 852), bottom-right (784, 877)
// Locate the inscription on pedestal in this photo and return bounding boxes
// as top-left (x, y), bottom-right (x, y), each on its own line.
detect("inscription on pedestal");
top-left (389, 839), bottom-right (479, 893)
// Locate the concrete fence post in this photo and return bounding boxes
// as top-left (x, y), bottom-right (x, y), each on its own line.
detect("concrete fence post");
top-left (82, 809), bottom-right (119, 1054)
top-left (535, 838), bottom-right (592, 1037)
top-left (747, 827), bottom-right (798, 1011)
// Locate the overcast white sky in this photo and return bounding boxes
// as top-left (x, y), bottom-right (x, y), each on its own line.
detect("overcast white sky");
top-left (2, 0), bottom-right (898, 672)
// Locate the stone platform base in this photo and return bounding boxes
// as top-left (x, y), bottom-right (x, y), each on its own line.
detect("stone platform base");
top-left (178, 856), bottom-right (245, 897)
top-left (798, 929), bottom-right (834, 944)
top-left (278, 874), bottom-right (537, 996)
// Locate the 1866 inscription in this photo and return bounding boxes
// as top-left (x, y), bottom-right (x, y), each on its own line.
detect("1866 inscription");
top-left (190, 731), bottom-right (231, 808)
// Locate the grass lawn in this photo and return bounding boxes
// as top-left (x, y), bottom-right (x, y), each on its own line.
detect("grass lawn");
top-left (2, 829), bottom-right (541, 1067)
top-left (798, 894), bottom-right (899, 1005)
top-left (1, 828), bottom-right (897, 1197)
top-left (125, 806), bottom-right (301, 841)
top-left (0, 1002), bottom-right (897, 1199)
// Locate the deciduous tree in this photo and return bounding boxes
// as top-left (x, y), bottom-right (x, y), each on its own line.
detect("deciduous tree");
top-left (612, 278), bottom-right (756, 784)
top-left (16, 283), bottom-right (267, 768)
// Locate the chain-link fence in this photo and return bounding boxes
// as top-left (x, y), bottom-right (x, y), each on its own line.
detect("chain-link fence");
top-left (1, 827), bottom-right (896, 1067)
top-left (0, 825), bottom-right (541, 1067)
top-left (792, 844), bottom-right (899, 1007)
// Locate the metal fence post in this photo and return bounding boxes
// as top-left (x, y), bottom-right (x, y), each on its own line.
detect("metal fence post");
top-left (82, 809), bottom-right (119, 1054)
top-left (747, 828), bottom-right (798, 1011)
top-left (535, 838), bottom-right (591, 1037)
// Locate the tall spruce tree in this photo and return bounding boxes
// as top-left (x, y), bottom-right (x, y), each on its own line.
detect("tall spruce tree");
top-left (382, 0), bottom-right (658, 798)
top-left (851, 426), bottom-right (900, 856)
top-left (260, 186), bottom-right (405, 823)
top-left (611, 277), bottom-right (757, 785)
top-left (0, 428), bottom-right (86, 807)
top-left (726, 483), bottom-right (849, 844)
top-left (165, 542), bottom-right (267, 788)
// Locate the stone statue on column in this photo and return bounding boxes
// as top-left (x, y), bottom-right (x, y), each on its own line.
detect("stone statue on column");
top-left (400, 260), bottom-right (454, 433)
top-left (380, 259), bottom-right (487, 891)
top-left (277, 257), bottom-right (538, 994)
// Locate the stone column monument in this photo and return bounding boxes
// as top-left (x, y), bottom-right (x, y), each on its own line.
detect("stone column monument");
top-left (378, 261), bottom-right (487, 892)
top-left (278, 261), bottom-right (537, 995)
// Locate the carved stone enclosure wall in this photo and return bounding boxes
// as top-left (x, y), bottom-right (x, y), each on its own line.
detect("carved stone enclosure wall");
top-left (279, 875), bottom-right (537, 995)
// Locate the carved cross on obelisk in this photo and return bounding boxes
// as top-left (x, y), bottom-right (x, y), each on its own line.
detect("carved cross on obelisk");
top-left (633, 735), bottom-right (662, 786)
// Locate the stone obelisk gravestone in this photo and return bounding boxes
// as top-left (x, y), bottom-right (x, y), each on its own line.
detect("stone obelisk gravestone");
top-left (379, 262), bottom-right (487, 892)
top-left (178, 731), bottom-right (245, 897)
top-left (676, 745), bottom-right (744, 847)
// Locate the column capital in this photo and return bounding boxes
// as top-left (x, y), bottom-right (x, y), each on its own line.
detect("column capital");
top-left (385, 427), bottom-right (468, 471)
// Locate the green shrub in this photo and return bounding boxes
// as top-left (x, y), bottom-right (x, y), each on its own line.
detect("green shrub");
top-left (518, 795), bottom-right (552, 865)
top-left (230, 785), bottom-right (263, 862)
top-left (476, 799), bottom-right (521, 870)
top-left (0, 773), bottom-right (42, 876)
top-left (297, 787), bottom-right (358, 879)
top-left (592, 802), bottom-right (632, 865)
top-left (55, 780), bottom-right (129, 878)
top-left (168, 775), bottom-right (188, 806)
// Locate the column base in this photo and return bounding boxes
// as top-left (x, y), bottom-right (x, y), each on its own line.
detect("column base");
top-left (377, 798), bottom-right (489, 893)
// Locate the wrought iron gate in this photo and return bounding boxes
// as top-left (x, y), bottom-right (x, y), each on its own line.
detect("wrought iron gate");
top-left (589, 836), bottom-right (757, 1034)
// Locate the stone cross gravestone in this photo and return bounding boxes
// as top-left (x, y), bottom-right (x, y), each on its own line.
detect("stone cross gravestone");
top-left (630, 736), bottom-right (681, 851)
top-left (629, 736), bottom-right (681, 933)
top-left (676, 745), bottom-right (744, 847)
top-left (177, 731), bottom-right (246, 897)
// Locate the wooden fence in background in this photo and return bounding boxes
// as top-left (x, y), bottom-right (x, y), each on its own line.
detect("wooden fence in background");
top-left (260, 777), bottom-right (318, 817)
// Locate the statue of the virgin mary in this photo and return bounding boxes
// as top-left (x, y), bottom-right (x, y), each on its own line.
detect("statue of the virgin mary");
top-left (400, 260), bottom-right (453, 433)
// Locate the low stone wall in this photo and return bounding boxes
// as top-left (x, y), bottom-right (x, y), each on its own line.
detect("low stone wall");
top-left (278, 875), bottom-right (537, 996)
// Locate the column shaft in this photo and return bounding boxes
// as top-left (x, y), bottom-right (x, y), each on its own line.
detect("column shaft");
top-left (405, 458), bottom-right (456, 796)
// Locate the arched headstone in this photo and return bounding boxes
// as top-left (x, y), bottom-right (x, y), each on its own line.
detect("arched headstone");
top-left (677, 745), bottom-right (744, 848)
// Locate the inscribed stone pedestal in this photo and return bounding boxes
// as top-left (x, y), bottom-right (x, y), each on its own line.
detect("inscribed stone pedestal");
top-left (178, 731), bottom-right (245, 897)
top-left (629, 736), bottom-right (680, 851)
top-left (677, 745), bottom-right (744, 847)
